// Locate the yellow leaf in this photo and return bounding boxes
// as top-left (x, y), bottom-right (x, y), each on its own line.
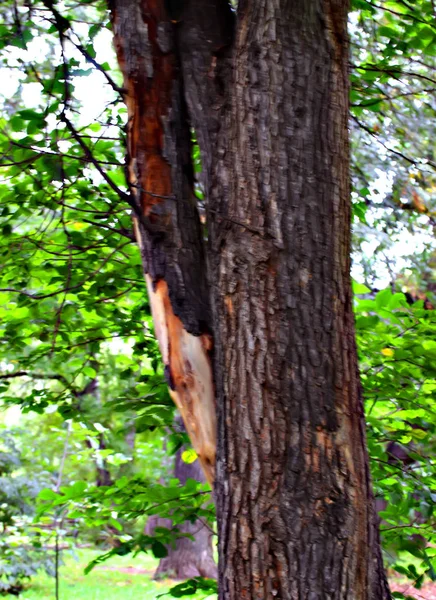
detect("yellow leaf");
top-left (68, 221), bottom-right (89, 231)
top-left (381, 348), bottom-right (394, 357)
top-left (181, 449), bottom-right (197, 464)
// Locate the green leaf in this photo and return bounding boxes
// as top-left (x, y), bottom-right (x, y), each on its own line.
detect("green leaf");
top-left (353, 281), bottom-right (371, 295)
top-left (375, 288), bottom-right (392, 310)
top-left (115, 476), bottom-right (129, 489)
top-left (38, 488), bottom-right (59, 501)
top-left (89, 24), bottom-right (101, 39)
top-left (109, 517), bottom-right (123, 532)
top-left (419, 25), bottom-right (435, 40)
top-left (83, 366), bottom-right (97, 378)
top-left (17, 109), bottom-right (44, 121)
top-left (387, 293), bottom-right (407, 310)
top-left (378, 26), bottom-right (398, 39)
top-left (63, 480), bottom-right (87, 498)
top-left (151, 541), bottom-right (168, 559)
top-left (9, 117), bottom-right (24, 132)
top-left (181, 449), bottom-right (197, 464)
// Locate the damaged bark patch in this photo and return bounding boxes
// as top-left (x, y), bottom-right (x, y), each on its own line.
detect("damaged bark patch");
top-left (146, 276), bottom-right (216, 484)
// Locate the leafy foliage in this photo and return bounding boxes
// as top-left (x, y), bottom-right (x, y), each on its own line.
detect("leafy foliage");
top-left (355, 285), bottom-right (436, 583)
top-left (350, 0), bottom-right (436, 292)
top-left (0, 430), bottom-right (54, 594)
top-left (36, 474), bottom-right (214, 569)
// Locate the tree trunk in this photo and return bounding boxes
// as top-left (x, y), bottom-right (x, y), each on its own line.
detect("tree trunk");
top-left (80, 378), bottom-right (113, 487)
top-left (205, 4), bottom-right (391, 599)
top-left (94, 434), bottom-right (113, 488)
top-left (109, 0), bottom-right (391, 597)
top-left (109, 0), bottom-right (217, 483)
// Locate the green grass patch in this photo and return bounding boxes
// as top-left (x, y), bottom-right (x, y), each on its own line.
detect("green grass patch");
top-left (18, 547), bottom-right (216, 599)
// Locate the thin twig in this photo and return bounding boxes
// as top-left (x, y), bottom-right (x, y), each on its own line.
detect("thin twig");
top-left (67, 36), bottom-right (125, 96)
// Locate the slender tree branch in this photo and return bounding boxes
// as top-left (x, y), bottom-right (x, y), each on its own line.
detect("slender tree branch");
top-left (60, 114), bottom-right (133, 205)
top-left (351, 63), bottom-right (436, 87)
top-left (0, 371), bottom-right (70, 386)
top-left (0, 240), bottom-right (131, 299)
top-left (67, 36), bottom-right (125, 96)
top-left (351, 114), bottom-right (436, 170)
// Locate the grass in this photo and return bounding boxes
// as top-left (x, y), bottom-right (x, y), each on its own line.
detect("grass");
top-left (19, 548), bottom-right (217, 600)
top-left (17, 547), bottom-right (432, 600)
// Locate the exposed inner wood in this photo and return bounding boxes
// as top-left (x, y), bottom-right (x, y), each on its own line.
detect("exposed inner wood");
top-left (144, 272), bottom-right (216, 484)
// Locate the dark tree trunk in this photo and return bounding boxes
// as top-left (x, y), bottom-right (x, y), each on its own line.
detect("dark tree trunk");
top-left (207, 3), bottom-right (390, 597)
top-left (94, 434), bottom-right (112, 488)
top-left (80, 378), bottom-right (113, 487)
top-left (109, 0), bottom-right (391, 597)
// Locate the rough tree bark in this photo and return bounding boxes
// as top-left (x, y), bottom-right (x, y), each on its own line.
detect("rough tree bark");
top-left (109, 0), bottom-right (392, 598)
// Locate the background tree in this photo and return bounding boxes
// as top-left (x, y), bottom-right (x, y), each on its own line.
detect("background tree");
top-left (0, 429), bottom-right (55, 595)
top-left (146, 419), bottom-right (217, 581)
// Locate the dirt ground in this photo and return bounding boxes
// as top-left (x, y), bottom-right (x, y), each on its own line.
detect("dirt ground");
top-left (97, 566), bottom-right (153, 576)
top-left (390, 581), bottom-right (436, 599)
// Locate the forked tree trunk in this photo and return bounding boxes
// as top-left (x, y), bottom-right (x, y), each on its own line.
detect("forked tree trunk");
top-left (109, 0), bottom-right (216, 483)
top-left (109, 0), bottom-right (391, 597)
